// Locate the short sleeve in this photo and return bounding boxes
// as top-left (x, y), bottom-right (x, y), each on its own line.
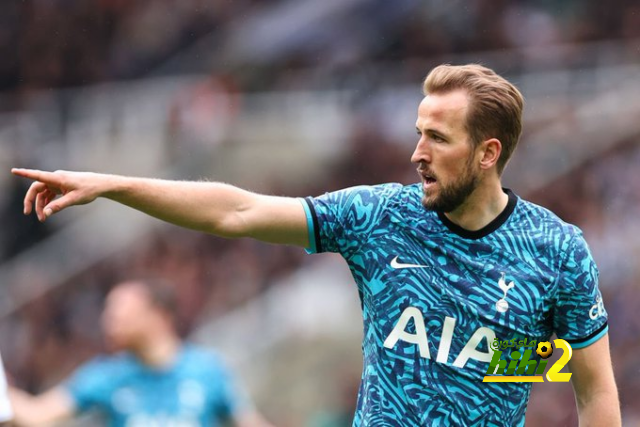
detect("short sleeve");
top-left (300, 183), bottom-right (402, 258)
top-left (64, 358), bottom-right (112, 413)
top-left (553, 231), bottom-right (608, 349)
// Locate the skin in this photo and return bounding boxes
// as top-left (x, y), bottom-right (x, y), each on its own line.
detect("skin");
top-left (568, 335), bottom-right (621, 426)
top-left (10, 88), bottom-right (621, 426)
top-left (411, 89), bottom-right (508, 230)
top-left (100, 282), bottom-right (181, 366)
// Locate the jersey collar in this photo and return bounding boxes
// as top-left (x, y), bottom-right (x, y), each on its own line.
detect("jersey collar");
top-left (436, 188), bottom-right (517, 240)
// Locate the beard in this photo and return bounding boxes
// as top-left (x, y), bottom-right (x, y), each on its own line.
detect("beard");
top-left (420, 158), bottom-right (480, 213)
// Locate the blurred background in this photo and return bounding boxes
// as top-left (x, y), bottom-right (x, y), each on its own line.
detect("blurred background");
top-left (0, 0), bottom-right (639, 425)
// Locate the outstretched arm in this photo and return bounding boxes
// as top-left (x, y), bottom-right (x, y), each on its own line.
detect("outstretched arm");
top-left (8, 387), bottom-right (75, 426)
top-left (568, 334), bottom-right (621, 427)
top-left (11, 169), bottom-right (309, 247)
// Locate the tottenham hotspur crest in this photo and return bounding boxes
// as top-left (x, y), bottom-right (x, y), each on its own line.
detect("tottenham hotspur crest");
top-left (495, 272), bottom-right (515, 313)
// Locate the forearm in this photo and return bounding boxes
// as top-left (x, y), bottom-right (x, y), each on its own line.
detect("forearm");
top-left (576, 389), bottom-right (621, 427)
top-left (102, 175), bottom-right (258, 237)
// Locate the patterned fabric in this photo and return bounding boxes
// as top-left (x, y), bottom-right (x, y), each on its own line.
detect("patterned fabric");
top-left (65, 345), bottom-right (248, 427)
top-left (301, 183), bottom-right (608, 426)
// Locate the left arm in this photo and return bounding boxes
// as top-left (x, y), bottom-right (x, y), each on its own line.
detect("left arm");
top-left (568, 333), bottom-right (620, 427)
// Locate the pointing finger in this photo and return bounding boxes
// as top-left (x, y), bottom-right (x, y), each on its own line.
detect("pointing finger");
top-left (12, 168), bottom-right (62, 186)
top-left (12, 168), bottom-right (43, 180)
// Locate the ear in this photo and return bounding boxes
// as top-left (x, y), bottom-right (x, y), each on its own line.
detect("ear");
top-left (477, 138), bottom-right (502, 170)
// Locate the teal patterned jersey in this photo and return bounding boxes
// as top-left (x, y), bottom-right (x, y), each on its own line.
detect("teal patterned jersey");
top-left (65, 345), bottom-right (249, 427)
top-left (301, 183), bottom-right (608, 426)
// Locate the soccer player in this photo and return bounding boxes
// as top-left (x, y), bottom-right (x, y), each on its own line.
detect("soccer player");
top-left (12, 64), bottom-right (620, 426)
top-left (8, 278), bottom-right (273, 427)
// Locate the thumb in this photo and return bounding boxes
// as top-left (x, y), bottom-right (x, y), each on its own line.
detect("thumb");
top-left (44, 193), bottom-right (78, 218)
top-left (44, 206), bottom-right (55, 218)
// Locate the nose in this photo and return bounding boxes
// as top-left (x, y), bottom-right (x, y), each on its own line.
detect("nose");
top-left (411, 137), bottom-right (431, 164)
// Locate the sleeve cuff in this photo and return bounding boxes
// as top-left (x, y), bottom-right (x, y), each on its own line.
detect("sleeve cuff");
top-left (299, 197), bottom-right (320, 254)
top-left (562, 322), bottom-right (608, 349)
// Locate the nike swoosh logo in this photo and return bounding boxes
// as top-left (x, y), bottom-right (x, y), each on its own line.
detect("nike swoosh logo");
top-left (390, 256), bottom-right (430, 269)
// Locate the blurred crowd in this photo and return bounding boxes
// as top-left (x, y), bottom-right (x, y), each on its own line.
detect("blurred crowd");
top-left (1, 0), bottom-right (640, 426)
top-left (0, 0), bottom-right (282, 108)
top-left (1, 0), bottom-right (640, 102)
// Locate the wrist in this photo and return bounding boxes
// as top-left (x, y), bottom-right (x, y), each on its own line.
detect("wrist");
top-left (101, 174), bottom-right (131, 200)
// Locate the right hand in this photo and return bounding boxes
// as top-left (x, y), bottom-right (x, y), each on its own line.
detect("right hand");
top-left (11, 169), bottom-right (104, 222)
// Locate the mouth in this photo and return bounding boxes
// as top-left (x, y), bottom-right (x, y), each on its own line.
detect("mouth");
top-left (419, 169), bottom-right (437, 188)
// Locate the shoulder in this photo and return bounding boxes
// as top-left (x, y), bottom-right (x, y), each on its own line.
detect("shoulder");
top-left (315, 182), bottom-right (419, 210)
top-left (72, 353), bottom-right (136, 381)
top-left (511, 196), bottom-right (585, 247)
top-left (180, 344), bottom-right (220, 361)
top-left (65, 353), bottom-right (136, 396)
top-left (179, 345), bottom-right (229, 375)
top-left (80, 352), bottom-right (133, 370)
top-left (324, 182), bottom-right (407, 200)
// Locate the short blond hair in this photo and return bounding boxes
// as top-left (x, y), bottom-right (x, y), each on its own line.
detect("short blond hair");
top-left (423, 64), bottom-right (524, 174)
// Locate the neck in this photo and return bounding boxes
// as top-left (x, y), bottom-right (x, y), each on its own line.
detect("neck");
top-left (443, 180), bottom-right (508, 231)
top-left (132, 332), bottom-right (181, 368)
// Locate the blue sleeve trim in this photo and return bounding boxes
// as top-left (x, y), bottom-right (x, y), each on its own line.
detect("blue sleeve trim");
top-left (564, 322), bottom-right (608, 349)
top-left (298, 198), bottom-right (318, 254)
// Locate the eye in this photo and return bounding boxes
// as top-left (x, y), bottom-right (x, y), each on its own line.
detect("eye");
top-left (431, 133), bottom-right (445, 143)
